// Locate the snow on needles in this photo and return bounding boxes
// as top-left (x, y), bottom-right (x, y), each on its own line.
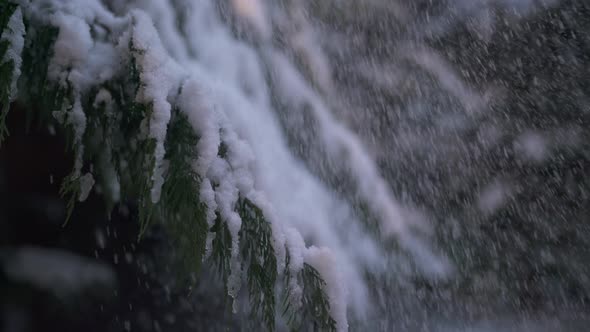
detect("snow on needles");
top-left (129, 10), bottom-right (180, 204)
top-left (1, 7), bottom-right (25, 102)
top-left (15, 0), bottom-right (451, 330)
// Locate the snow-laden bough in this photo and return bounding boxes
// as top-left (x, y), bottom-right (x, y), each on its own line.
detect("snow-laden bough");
top-left (4, 0), bottom-right (453, 330)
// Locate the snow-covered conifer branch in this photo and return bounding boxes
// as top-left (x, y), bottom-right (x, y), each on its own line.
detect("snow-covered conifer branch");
top-left (0, 0), bottom-right (343, 329)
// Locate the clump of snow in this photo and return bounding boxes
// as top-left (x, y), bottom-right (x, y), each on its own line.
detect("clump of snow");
top-left (215, 175), bottom-right (243, 299)
top-left (177, 79), bottom-right (220, 177)
top-left (305, 246), bottom-right (348, 332)
top-left (129, 11), bottom-right (182, 204)
top-left (69, 96), bottom-right (87, 178)
top-left (48, 13), bottom-right (93, 86)
top-left (93, 88), bottom-right (113, 107)
top-left (78, 172), bottom-right (95, 202)
top-left (1, 7), bottom-right (25, 101)
top-left (284, 226), bottom-right (306, 307)
top-left (200, 178), bottom-right (218, 259)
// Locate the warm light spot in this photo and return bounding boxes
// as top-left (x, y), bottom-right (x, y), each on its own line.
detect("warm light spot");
top-left (231, 0), bottom-right (269, 38)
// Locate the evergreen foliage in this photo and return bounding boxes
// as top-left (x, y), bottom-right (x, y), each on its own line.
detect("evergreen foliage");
top-left (0, 1), bottom-right (18, 144)
top-left (283, 253), bottom-right (338, 331)
top-left (237, 198), bottom-right (278, 330)
top-left (0, 1), bottom-right (337, 330)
